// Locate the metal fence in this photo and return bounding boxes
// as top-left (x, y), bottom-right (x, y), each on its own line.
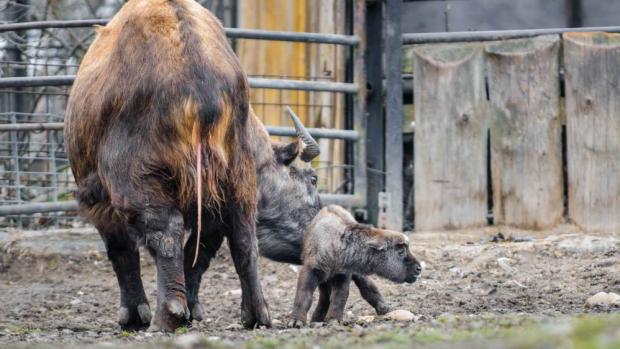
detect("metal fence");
top-left (0, 0), bottom-right (368, 229)
top-left (3, 0), bottom-right (620, 232)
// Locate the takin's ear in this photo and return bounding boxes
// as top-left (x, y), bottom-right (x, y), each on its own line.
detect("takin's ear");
top-left (366, 237), bottom-right (388, 251)
top-left (272, 141), bottom-right (300, 166)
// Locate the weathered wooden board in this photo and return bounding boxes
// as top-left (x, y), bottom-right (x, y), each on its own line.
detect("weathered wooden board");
top-left (564, 32), bottom-right (620, 232)
top-left (485, 35), bottom-right (563, 229)
top-left (413, 44), bottom-right (487, 231)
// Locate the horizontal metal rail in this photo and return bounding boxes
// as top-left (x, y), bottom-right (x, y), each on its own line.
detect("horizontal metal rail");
top-left (0, 122), bottom-right (64, 131)
top-left (0, 194), bottom-right (363, 216)
top-left (0, 19), bottom-right (359, 46)
top-left (0, 75), bottom-right (358, 93)
top-left (0, 122), bottom-right (360, 140)
top-left (0, 201), bottom-right (79, 215)
top-left (267, 126), bottom-right (359, 141)
top-left (402, 25), bottom-right (620, 44)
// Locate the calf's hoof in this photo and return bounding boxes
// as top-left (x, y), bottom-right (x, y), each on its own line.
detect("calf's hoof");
top-left (375, 303), bottom-right (391, 316)
top-left (189, 303), bottom-right (205, 322)
top-left (118, 303), bottom-right (151, 331)
top-left (148, 298), bottom-right (190, 332)
top-left (241, 302), bottom-right (271, 329)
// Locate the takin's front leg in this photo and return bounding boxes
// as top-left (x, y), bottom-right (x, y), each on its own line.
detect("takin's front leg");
top-left (288, 265), bottom-right (323, 327)
top-left (99, 225), bottom-right (151, 330)
top-left (183, 218), bottom-right (224, 322)
top-left (144, 206), bottom-right (190, 332)
top-left (226, 206), bottom-right (271, 328)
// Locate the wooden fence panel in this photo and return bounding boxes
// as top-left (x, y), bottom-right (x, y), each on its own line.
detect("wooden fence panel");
top-left (413, 44), bottom-right (487, 231)
top-left (564, 32), bottom-right (620, 232)
top-left (486, 35), bottom-right (563, 229)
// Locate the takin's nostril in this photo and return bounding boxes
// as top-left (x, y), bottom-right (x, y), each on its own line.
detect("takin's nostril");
top-left (415, 265), bottom-right (422, 274)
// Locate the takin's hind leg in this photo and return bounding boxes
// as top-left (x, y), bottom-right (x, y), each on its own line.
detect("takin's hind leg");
top-left (98, 223), bottom-right (151, 330)
top-left (183, 219), bottom-right (224, 322)
top-left (226, 206), bottom-right (271, 328)
top-left (142, 205), bottom-right (191, 332)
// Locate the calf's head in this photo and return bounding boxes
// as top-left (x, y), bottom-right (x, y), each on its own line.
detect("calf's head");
top-left (356, 227), bottom-right (422, 283)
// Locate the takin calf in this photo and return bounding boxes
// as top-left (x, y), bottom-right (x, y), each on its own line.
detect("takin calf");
top-left (186, 134), bottom-right (393, 321)
top-left (288, 205), bottom-right (422, 326)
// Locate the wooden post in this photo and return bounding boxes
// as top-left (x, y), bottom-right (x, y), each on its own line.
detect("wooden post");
top-left (564, 32), bottom-right (620, 232)
top-left (486, 35), bottom-right (563, 229)
top-left (413, 44), bottom-right (487, 231)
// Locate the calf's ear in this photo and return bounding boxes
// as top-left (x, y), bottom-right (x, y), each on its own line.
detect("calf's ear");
top-left (272, 141), bottom-right (300, 166)
top-left (366, 237), bottom-right (387, 251)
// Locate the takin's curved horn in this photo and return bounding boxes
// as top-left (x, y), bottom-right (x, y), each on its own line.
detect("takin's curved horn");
top-left (286, 106), bottom-right (320, 162)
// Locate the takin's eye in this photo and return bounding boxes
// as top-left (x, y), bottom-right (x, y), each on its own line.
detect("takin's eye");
top-left (310, 175), bottom-right (318, 186)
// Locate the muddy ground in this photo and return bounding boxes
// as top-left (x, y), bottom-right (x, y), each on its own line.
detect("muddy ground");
top-left (0, 225), bottom-right (618, 348)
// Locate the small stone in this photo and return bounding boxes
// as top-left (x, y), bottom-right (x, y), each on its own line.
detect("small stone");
top-left (174, 333), bottom-right (201, 349)
top-left (585, 292), bottom-right (620, 308)
top-left (271, 319), bottom-right (282, 326)
top-left (70, 299), bottom-right (82, 306)
top-left (356, 315), bottom-right (375, 325)
top-left (61, 329), bottom-right (74, 335)
top-left (385, 309), bottom-right (416, 322)
top-left (226, 289), bottom-right (242, 297)
top-left (497, 258), bottom-right (516, 274)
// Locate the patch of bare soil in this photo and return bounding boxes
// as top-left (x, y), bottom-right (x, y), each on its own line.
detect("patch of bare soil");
top-left (0, 225), bottom-right (618, 347)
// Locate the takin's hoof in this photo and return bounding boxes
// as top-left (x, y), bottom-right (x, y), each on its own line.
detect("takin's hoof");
top-left (286, 318), bottom-right (306, 328)
top-left (147, 299), bottom-right (190, 332)
top-left (189, 303), bottom-right (204, 322)
top-left (118, 303), bottom-right (151, 331)
top-left (240, 302), bottom-right (271, 329)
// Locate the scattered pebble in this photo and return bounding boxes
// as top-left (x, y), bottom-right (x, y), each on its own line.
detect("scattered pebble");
top-left (585, 292), bottom-right (620, 308)
top-left (356, 315), bottom-right (375, 325)
top-left (497, 258), bottom-right (516, 274)
top-left (385, 309), bottom-right (416, 322)
top-left (225, 289), bottom-right (242, 297)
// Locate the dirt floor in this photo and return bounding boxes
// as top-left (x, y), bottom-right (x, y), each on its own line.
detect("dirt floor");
top-left (0, 225), bottom-right (618, 348)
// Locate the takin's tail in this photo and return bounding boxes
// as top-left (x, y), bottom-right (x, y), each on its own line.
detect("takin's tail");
top-left (192, 120), bottom-right (202, 267)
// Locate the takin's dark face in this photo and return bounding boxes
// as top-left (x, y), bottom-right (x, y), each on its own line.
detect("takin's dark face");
top-left (255, 141), bottom-right (322, 264)
top-left (366, 231), bottom-right (422, 284)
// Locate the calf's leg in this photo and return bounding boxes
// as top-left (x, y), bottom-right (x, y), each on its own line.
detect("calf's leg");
top-left (310, 282), bottom-right (331, 323)
top-left (352, 274), bottom-right (391, 315)
top-left (324, 274), bottom-right (351, 323)
top-left (99, 226), bottom-right (151, 330)
top-left (288, 265), bottom-right (323, 327)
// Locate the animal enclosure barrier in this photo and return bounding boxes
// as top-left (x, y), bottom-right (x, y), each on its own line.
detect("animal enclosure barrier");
top-left (2, 0), bottom-right (620, 234)
top-left (409, 32), bottom-right (620, 233)
top-left (0, 0), bottom-right (368, 229)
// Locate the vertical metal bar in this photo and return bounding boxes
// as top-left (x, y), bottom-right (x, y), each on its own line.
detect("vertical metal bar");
top-left (353, 0), bottom-right (368, 211)
top-left (385, 0), bottom-right (404, 231)
top-left (364, 0), bottom-right (384, 225)
top-left (10, 113), bottom-right (22, 228)
top-left (565, 0), bottom-right (583, 27)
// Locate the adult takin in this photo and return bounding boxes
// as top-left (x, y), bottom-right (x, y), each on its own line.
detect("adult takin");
top-left (65, 0), bottom-right (319, 331)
